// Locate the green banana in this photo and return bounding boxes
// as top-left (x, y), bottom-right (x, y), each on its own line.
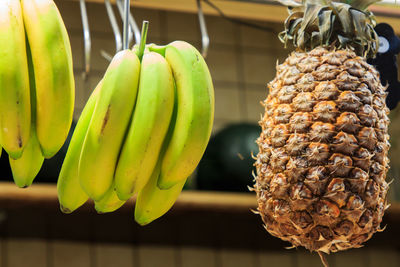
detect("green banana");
top-left (57, 81), bottom-right (102, 214)
top-left (134, 161), bottom-right (186, 226)
top-left (114, 51), bottom-right (175, 201)
top-left (0, 0), bottom-right (31, 159)
top-left (134, 89), bottom-right (184, 225)
top-left (21, 0), bottom-right (75, 158)
top-left (9, 43), bottom-right (44, 188)
top-left (79, 50), bottom-right (140, 201)
top-left (94, 184), bottom-right (126, 214)
top-left (149, 41), bottom-right (214, 189)
top-left (9, 128), bottom-right (43, 188)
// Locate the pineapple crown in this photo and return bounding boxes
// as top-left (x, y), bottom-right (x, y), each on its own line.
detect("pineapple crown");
top-left (278, 0), bottom-right (381, 57)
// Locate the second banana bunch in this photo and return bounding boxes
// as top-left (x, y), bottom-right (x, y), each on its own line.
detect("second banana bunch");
top-left (58, 39), bottom-right (215, 225)
top-left (0, 0), bottom-right (74, 187)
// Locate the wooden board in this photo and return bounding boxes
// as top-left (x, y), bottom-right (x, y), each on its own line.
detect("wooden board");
top-left (62, 0), bottom-right (400, 33)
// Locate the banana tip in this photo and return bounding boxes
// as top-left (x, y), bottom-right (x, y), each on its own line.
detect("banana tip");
top-left (60, 205), bottom-right (73, 214)
top-left (8, 151), bottom-right (23, 160)
top-left (157, 180), bottom-right (175, 190)
top-left (135, 218), bottom-right (150, 226)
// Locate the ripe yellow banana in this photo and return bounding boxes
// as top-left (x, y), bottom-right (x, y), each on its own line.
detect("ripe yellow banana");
top-left (9, 44), bottom-right (44, 188)
top-left (57, 81), bottom-right (102, 214)
top-left (0, 0), bottom-right (31, 159)
top-left (149, 41), bottom-right (214, 189)
top-left (21, 0), bottom-right (75, 158)
top-left (94, 184), bottom-right (126, 214)
top-left (134, 162), bottom-right (186, 226)
top-left (114, 51), bottom-right (175, 201)
top-left (79, 50), bottom-right (140, 201)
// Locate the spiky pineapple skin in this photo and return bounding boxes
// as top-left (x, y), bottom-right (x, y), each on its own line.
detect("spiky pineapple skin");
top-left (255, 47), bottom-right (390, 253)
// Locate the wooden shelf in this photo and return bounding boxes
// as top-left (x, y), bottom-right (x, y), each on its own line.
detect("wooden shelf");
top-left (0, 181), bottom-right (399, 250)
top-left (0, 181), bottom-right (257, 213)
top-left (65, 0), bottom-right (400, 33)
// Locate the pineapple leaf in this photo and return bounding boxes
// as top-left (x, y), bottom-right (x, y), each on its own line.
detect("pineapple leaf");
top-left (318, 8), bottom-right (335, 45)
top-left (336, 3), bottom-right (354, 35)
top-left (278, 0), bottom-right (379, 57)
top-left (277, 0), bottom-right (302, 7)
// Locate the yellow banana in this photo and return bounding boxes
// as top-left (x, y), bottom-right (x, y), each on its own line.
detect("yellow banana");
top-left (134, 162), bottom-right (186, 226)
top-left (9, 43), bottom-right (44, 188)
top-left (0, 0), bottom-right (31, 159)
top-left (21, 0), bottom-right (75, 158)
top-left (149, 41), bottom-right (214, 189)
top-left (9, 129), bottom-right (43, 188)
top-left (114, 51), bottom-right (175, 201)
top-left (94, 184), bottom-right (126, 214)
top-left (57, 81), bottom-right (102, 214)
top-left (79, 50), bottom-right (140, 201)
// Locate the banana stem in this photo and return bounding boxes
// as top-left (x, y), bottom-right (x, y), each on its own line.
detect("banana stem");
top-left (137, 21), bottom-right (149, 61)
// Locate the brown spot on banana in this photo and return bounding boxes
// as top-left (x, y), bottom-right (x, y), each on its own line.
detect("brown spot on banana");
top-left (101, 105), bottom-right (111, 135)
top-left (17, 124), bottom-right (22, 148)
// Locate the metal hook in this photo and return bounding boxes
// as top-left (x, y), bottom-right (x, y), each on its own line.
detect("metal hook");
top-left (116, 0), bottom-right (141, 47)
top-left (102, 0), bottom-right (122, 60)
top-left (80, 0), bottom-right (91, 79)
top-left (197, 0), bottom-right (209, 58)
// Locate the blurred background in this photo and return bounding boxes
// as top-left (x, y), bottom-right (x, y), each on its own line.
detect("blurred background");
top-left (0, 0), bottom-right (399, 266)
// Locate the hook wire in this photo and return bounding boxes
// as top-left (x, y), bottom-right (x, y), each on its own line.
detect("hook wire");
top-left (80, 0), bottom-right (91, 79)
top-left (105, 0), bottom-right (122, 53)
top-left (122, 0), bottom-right (130, 50)
top-left (116, 0), bottom-right (141, 47)
top-left (197, 0), bottom-right (209, 58)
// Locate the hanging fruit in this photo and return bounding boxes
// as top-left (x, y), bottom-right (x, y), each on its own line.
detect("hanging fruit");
top-left (253, 0), bottom-right (390, 260)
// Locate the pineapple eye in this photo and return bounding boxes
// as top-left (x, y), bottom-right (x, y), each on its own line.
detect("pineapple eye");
top-left (313, 101), bottom-right (338, 122)
top-left (310, 122), bottom-right (335, 142)
top-left (336, 112), bottom-right (361, 133)
top-left (315, 200), bottom-right (340, 218)
top-left (314, 81), bottom-right (340, 100)
top-left (337, 91), bottom-right (362, 112)
top-left (297, 56), bottom-right (320, 73)
top-left (322, 51), bottom-right (348, 65)
top-left (333, 220), bottom-right (354, 236)
top-left (358, 209), bottom-right (373, 228)
top-left (290, 182), bottom-right (313, 200)
top-left (307, 166), bottom-right (327, 180)
top-left (351, 168), bottom-right (368, 180)
top-left (313, 64), bottom-right (340, 81)
top-left (345, 59), bottom-right (366, 78)
top-left (292, 92), bottom-right (315, 112)
top-left (282, 66), bottom-right (302, 85)
top-left (329, 153), bottom-right (353, 166)
top-left (358, 104), bottom-right (377, 127)
top-left (277, 85), bottom-right (297, 103)
top-left (358, 127), bottom-right (377, 150)
top-left (307, 142), bottom-right (329, 163)
top-left (346, 195), bottom-right (364, 210)
top-left (333, 132), bottom-right (357, 145)
top-left (336, 71), bottom-right (360, 91)
top-left (290, 112), bottom-right (312, 132)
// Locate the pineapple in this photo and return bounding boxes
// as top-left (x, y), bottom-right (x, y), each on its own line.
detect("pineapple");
top-left (254, 0), bottom-right (391, 255)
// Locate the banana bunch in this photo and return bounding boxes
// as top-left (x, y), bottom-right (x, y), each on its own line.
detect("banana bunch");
top-left (58, 39), bottom-right (214, 225)
top-left (0, 0), bottom-right (74, 187)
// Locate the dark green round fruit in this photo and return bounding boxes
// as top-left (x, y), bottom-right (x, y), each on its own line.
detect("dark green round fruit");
top-left (197, 123), bottom-right (260, 192)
